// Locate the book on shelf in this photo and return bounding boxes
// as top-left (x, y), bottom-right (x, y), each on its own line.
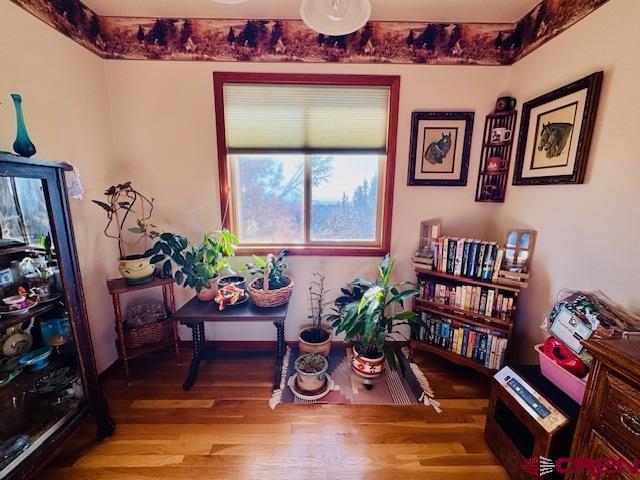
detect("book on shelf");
top-left (419, 280), bottom-right (515, 320)
top-left (420, 235), bottom-right (505, 283)
top-left (416, 312), bottom-right (508, 370)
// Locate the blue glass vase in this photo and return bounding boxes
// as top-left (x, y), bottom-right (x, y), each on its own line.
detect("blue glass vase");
top-left (11, 94), bottom-right (36, 158)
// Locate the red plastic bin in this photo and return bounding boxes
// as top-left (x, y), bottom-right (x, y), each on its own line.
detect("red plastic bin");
top-left (534, 343), bottom-right (588, 405)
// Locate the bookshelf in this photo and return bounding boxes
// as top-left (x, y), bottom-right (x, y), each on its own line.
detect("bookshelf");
top-left (411, 267), bottom-right (523, 377)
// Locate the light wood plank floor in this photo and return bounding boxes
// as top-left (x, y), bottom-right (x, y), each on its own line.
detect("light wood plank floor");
top-left (43, 348), bottom-right (509, 479)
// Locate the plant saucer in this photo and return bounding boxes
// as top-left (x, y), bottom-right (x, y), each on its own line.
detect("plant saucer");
top-left (288, 373), bottom-right (334, 401)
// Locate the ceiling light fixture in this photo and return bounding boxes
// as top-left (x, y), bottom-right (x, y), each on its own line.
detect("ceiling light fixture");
top-left (300, 0), bottom-right (372, 36)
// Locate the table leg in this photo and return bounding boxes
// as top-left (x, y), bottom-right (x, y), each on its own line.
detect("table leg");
top-left (112, 294), bottom-right (130, 384)
top-left (273, 322), bottom-right (286, 389)
top-left (183, 322), bottom-right (205, 391)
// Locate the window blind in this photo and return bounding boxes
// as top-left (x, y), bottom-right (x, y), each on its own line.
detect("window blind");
top-left (223, 83), bottom-right (390, 153)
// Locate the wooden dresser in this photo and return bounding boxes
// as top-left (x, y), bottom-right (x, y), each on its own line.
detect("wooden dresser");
top-left (568, 339), bottom-right (640, 480)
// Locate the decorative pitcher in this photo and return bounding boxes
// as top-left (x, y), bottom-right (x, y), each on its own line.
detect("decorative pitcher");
top-left (0, 320), bottom-right (34, 358)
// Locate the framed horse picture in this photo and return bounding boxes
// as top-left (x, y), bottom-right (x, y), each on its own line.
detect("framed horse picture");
top-left (513, 72), bottom-right (603, 185)
top-left (407, 111), bottom-right (474, 186)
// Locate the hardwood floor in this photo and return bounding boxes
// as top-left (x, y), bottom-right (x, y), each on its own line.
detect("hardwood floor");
top-left (43, 347), bottom-right (509, 479)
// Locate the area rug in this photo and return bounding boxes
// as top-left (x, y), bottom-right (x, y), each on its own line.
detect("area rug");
top-left (269, 346), bottom-right (441, 412)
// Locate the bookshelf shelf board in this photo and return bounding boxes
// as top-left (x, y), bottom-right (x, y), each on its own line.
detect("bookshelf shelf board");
top-left (414, 298), bottom-right (512, 331)
top-left (486, 110), bottom-right (516, 119)
top-left (414, 267), bottom-right (522, 293)
top-left (483, 141), bottom-right (512, 148)
top-left (410, 339), bottom-right (496, 376)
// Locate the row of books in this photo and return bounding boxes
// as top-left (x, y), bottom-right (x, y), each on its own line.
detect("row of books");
top-left (430, 237), bottom-right (505, 282)
top-left (417, 313), bottom-right (508, 370)
top-left (421, 281), bottom-right (515, 320)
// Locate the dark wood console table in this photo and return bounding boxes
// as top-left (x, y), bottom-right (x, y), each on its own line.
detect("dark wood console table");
top-left (172, 297), bottom-right (289, 391)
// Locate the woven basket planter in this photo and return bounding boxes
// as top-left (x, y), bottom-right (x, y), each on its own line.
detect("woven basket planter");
top-left (248, 275), bottom-right (294, 308)
top-left (124, 319), bottom-right (173, 350)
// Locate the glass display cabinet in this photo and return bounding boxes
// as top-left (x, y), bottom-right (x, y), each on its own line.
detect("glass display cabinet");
top-left (0, 154), bottom-right (113, 479)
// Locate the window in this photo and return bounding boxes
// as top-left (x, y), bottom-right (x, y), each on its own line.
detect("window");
top-left (214, 73), bottom-right (400, 256)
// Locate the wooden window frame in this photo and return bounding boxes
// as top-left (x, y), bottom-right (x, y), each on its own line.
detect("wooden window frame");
top-left (213, 72), bottom-right (400, 257)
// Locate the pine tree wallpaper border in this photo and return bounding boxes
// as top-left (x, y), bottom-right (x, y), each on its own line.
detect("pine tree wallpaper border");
top-left (10, 0), bottom-right (608, 65)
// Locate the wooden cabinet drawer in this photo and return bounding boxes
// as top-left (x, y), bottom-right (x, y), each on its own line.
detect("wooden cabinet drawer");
top-left (595, 372), bottom-right (640, 459)
top-left (577, 430), bottom-right (639, 480)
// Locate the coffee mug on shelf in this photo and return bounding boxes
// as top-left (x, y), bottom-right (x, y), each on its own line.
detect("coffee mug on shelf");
top-left (490, 127), bottom-right (512, 144)
top-left (486, 156), bottom-right (503, 172)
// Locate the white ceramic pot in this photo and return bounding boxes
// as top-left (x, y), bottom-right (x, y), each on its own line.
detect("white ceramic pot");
top-left (294, 354), bottom-right (328, 394)
top-left (119, 256), bottom-right (154, 285)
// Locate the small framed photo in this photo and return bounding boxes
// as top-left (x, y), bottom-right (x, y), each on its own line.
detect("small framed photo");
top-left (408, 111), bottom-right (474, 186)
top-left (418, 220), bottom-right (441, 250)
top-left (0, 269), bottom-right (13, 287)
top-left (513, 72), bottom-right (603, 185)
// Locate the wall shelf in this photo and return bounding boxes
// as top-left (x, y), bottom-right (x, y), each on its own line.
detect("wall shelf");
top-left (475, 109), bottom-right (518, 203)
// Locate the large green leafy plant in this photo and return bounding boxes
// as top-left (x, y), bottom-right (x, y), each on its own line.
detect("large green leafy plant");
top-left (330, 255), bottom-right (423, 370)
top-left (147, 230), bottom-right (238, 293)
top-left (246, 250), bottom-right (289, 290)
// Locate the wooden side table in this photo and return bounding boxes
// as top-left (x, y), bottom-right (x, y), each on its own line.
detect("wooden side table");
top-left (172, 297), bottom-right (288, 391)
top-left (107, 277), bottom-right (180, 383)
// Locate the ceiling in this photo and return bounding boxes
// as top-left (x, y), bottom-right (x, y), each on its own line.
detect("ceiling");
top-left (82, 0), bottom-right (541, 24)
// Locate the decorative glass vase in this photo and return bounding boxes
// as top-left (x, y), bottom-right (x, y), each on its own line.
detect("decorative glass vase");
top-left (11, 94), bottom-right (36, 158)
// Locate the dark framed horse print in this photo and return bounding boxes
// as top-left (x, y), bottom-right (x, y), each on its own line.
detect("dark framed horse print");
top-left (513, 72), bottom-right (603, 185)
top-left (408, 111), bottom-right (474, 186)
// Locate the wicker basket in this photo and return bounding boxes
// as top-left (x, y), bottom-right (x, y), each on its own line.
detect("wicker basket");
top-left (124, 319), bottom-right (173, 350)
top-left (247, 261), bottom-right (294, 308)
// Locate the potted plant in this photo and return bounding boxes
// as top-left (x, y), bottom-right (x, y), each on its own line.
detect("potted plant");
top-left (148, 230), bottom-right (238, 301)
top-left (93, 182), bottom-right (157, 285)
top-left (294, 352), bottom-right (328, 395)
top-left (246, 250), bottom-right (293, 308)
top-left (298, 273), bottom-right (332, 357)
top-left (331, 255), bottom-right (423, 380)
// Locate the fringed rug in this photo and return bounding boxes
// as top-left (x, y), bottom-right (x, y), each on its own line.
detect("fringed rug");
top-left (269, 346), bottom-right (441, 412)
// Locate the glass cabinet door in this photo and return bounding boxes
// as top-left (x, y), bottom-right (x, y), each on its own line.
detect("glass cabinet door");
top-left (0, 174), bottom-right (85, 475)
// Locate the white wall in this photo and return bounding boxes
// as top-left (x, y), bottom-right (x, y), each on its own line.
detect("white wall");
top-left (501, 0), bottom-right (640, 361)
top-left (0, 2), bottom-right (120, 372)
top-left (3, 0), bottom-right (638, 372)
top-left (103, 61), bottom-right (510, 345)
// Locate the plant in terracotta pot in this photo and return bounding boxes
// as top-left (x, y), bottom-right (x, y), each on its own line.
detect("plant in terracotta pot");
top-left (148, 230), bottom-right (238, 301)
top-left (294, 352), bottom-right (328, 395)
top-left (298, 273), bottom-right (332, 357)
top-left (93, 182), bottom-right (158, 285)
top-left (246, 250), bottom-right (293, 308)
top-left (331, 255), bottom-right (423, 380)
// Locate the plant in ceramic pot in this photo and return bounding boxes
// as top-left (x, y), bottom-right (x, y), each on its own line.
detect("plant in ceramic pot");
top-left (331, 255), bottom-right (423, 380)
top-left (148, 230), bottom-right (238, 301)
top-left (246, 250), bottom-right (293, 308)
top-left (93, 182), bottom-right (158, 285)
top-left (298, 273), bottom-right (332, 357)
top-left (294, 352), bottom-right (328, 395)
